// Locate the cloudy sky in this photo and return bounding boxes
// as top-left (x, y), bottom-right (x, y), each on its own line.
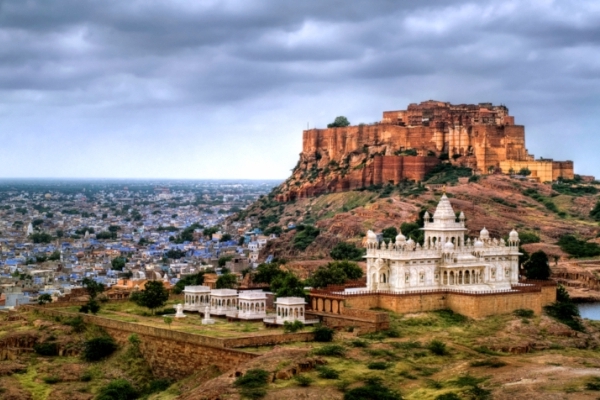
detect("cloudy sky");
top-left (0, 0), bottom-right (599, 179)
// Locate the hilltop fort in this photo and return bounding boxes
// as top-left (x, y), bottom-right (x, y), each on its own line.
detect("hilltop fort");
top-left (277, 100), bottom-right (573, 201)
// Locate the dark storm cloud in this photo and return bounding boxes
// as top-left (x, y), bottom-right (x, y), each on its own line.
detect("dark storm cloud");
top-left (0, 0), bottom-right (599, 178)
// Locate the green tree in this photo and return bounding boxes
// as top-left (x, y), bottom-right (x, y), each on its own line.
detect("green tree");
top-left (271, 272), bottom-right (305, 298)
top-left (524, 250), bottom-right (551, 280)
top-left (216, 273), bottom-right (237, 289)
top-left (253, 262), bottom-right (286, 284)
top-left (309, 261), bottom-right (363, 288)
top-left (37, 293), bottom-right (52, 305)
top-left (82, 277), bottom-right (105, 299)
top-left (111, 257), bottom-right (127, 271)
top-left (48, 250), bottom-right (60, 261)
top-left (163, 316), bottom-right (173, 330)
top-left (381, 227), bottom-right (398, 243)
top-left (171, 272), bottom-right (208, 294)
top-left (220, 233), bottom-right (232, 242)
top-left (518, 167), bottom-right (531, 176)
top-left (218, 255), bottom-right (234, 267)
top-left (327, 116), bottom-right (350, 128)
top-left (133, 281), bottom-right (169, 315)
top-left (55, 229), bottom-right (64, 238)
top-left (330, 242), bottom-right (364, 261)
top-left (29, 232), bottom-right (53, 244)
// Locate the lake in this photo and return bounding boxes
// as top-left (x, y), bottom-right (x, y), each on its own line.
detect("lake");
top-left (578, 303), bottom-right (600, 320)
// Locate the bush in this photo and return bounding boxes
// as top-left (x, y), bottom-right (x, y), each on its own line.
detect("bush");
top-left (427, 340), bottom-right (448, 356)
top-left (586, 376), bottom-right (600, 390)
top-left (313, 345), bottom-right (346, 357)
top-left (295, 374), bottom-right (313, 387)
top-left (470, 358), bottom-right (507, 368)
top-left (313, 325), bottom-right (335, 342)
top-left (435, 394), bottom-right (461, 400)
top-left (82, 336), bottom-right (117, 362)
top-left (350, 340), bottom-right (369, 348)
top-left (293, 225), bottom-right (320, 250)
top-left (367, 361), bottom-right (389, 370)
top-left (96, 379), bottom-right (138, 400)
top-left (344, 378), bottom-right (401, 400)
top-left (317, 366), bottom-right (339, 379)
top-left (513, 309), bottom-right (534, 318)
top-left (557, 234), bottom-right (600, 258)
top-left (283, 320), bottom-right (304, 333)
top-left (80, 371), bottom-right (93, 382)
top-left (43, 376), bottom-right (60, 384)
top-left (64, 316), bottom-right (86, 333)
top-left (34, 342), bottom-right (58, 356)
top-left (234, 369), bottom-right (269, 399)
top-left (145, 378), bottom-right (172, 394)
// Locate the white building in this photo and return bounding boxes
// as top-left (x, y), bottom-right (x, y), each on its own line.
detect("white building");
top-left (210, 289), bottom-right (238, 316)
top-left (182, 285), bottom-right (211, 312)
top-left (237, 290), bottom-right (267, 320)
top-left (275, 297), bottom-right (306, 324)
top-left (364, 194), bottom-right (520, 293)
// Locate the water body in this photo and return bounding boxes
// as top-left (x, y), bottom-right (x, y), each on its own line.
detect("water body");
top-left (578, 303), bottom-right (600, 320)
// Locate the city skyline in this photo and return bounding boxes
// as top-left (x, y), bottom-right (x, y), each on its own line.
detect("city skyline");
top-left (1, 0), bottom-right (599, 179)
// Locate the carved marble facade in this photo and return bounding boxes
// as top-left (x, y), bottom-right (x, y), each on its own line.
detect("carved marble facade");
top-left (365, 194), bottom-right (520, 293)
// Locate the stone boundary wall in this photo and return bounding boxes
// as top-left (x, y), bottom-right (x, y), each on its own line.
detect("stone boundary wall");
top-left (314, 283), bottom-right (557, 319)
top-left (223, 332), bottom-right (315, 348)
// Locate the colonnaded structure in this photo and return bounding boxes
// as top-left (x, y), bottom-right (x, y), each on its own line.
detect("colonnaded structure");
top-left (309, 194), bottom-right (557, 321)
top-left (364, 193), bottom-right (520, 293)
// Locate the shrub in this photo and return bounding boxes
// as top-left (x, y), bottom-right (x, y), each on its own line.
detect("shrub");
top-left (557, 234), bottom-right (600, 258)
top-left (64, 316), bottom-right (86, 333)
top-left (234, 369), bottom-right (269, 399)
top-left (96, 379), bottom-right (138, 400)
top-left (313, 325), bottom-right (335, 342)
top-left (586, 376), bottom-right (600, 390)
top-left (295, 374), bottom-right (313, 387)
top-left (43, 376), bottom-right (60, 384)
top-left (344, 378), bottom-right (401, 400)
top-left (470, 358), bottom-right (507, 368)
top-left (367, 361), bottom-right (389, 370)
top-left (317, 366), bottom-right (339, 379)
top-left (34, 342), bottom-right (58, 356)
top-left (427, 340), bottom-right (448, 356)
top-left (283, 320), bottom-right (304, 333)
top-left (145, 378), bottom-right (172, 394)
top-left (350, 340), bottom-right (369, 348)
top-left (435, 394), bottom-right (461, 400)
top-left (313, 345), bottom-right (346, 357)
top-left (80, 371), bottom-right (93, 382)
top-left (82, 336), bottom-right (117, 361)
top-left (513, 309), bottom-right (534, 318)
top-left (293, 225), bottom-right (320, 250)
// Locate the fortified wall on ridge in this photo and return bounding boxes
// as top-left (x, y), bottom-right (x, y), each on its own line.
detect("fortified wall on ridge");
top-left (277, 100), bottom-right (573, 201)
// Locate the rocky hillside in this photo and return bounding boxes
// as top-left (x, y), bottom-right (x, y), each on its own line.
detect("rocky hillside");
top-left (237, 174), bottom-right (600, 262)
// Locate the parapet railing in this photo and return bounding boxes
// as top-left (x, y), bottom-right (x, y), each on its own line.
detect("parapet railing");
top-left (310, 283), bottom-right (551, 298)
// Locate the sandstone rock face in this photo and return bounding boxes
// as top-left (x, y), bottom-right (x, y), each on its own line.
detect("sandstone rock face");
top-left (277, 100), bottom-right (573, 201)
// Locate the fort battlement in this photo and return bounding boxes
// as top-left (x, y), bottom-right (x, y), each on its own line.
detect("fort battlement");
top-left (278, 100), bottom-right (573, 200)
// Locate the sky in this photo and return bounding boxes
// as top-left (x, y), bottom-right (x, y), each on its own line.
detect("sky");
top-left (0, 0), bottom-right (599, 179)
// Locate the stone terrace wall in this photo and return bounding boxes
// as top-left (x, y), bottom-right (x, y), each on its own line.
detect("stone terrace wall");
top-left (314, 283), bottom-right (556, 320)
top-left (223, 332), bottom-right (315, 348)
top-left (27, 307), bottom-right (259, 379)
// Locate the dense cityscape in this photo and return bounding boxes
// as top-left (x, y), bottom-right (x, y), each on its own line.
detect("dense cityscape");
top-left (0, 179), bottom-right (279, 307)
